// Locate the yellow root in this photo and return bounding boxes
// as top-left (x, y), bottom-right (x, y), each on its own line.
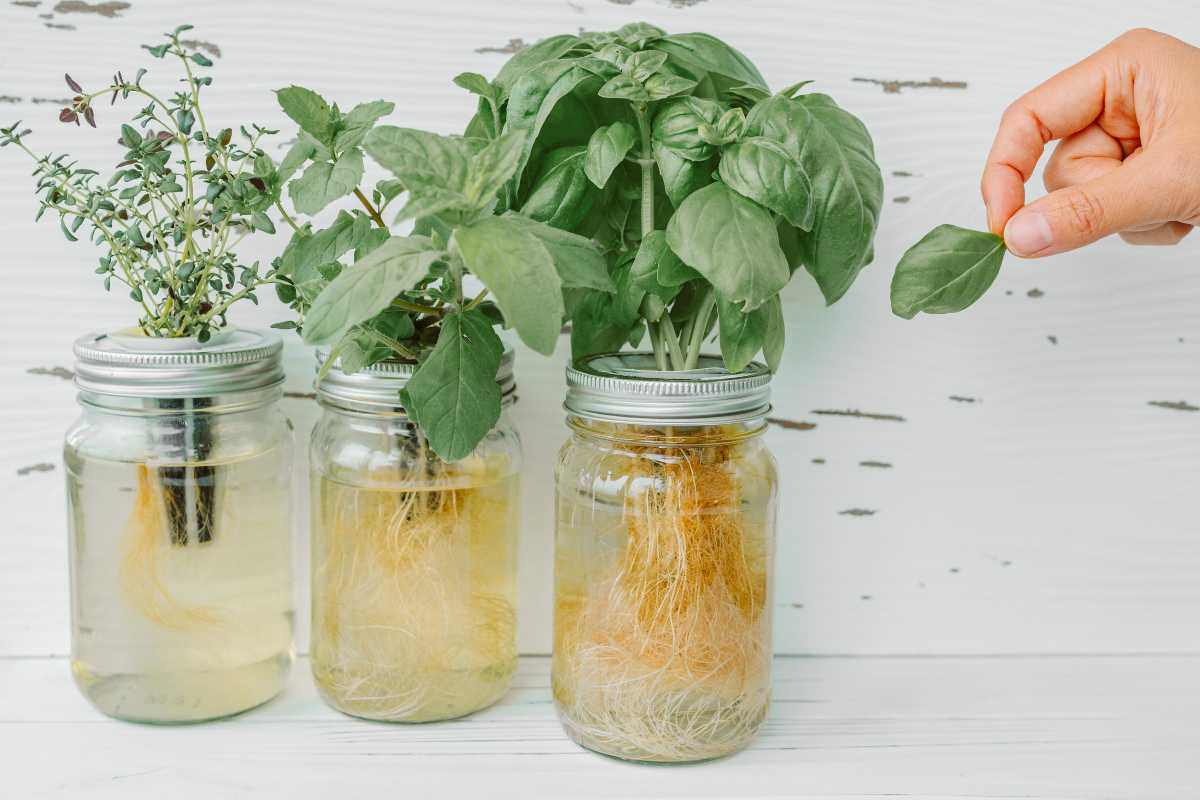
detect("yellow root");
top-left (555, 434), bottom-right (771, 761)
top-left (312, 454), bottom-right (518, 722)
top-left (119, 464), bottom-right (219, 630)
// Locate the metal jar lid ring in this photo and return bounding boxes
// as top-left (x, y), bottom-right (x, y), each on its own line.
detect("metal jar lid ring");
top-left (565, 352), bottom-right (772, 425)
top-left (315, 348), bottom-right (517, 410)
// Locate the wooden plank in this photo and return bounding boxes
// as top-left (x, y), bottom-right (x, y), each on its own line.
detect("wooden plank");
top-left (2, 0), bottom-right (1200, 658)
top-left (1, 654), bottom-right (1197, 798)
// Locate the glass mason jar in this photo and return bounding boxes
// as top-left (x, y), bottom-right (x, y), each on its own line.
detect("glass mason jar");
top-left (309, 351), bottom-right (521, 722)
top-left (554, 353), bottom-right (779, 762)
top-left (64, 329), bottom-right (295, 723)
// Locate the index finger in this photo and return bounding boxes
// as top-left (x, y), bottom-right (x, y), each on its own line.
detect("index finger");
top-left (981, 44), bottom-right (1113, 234)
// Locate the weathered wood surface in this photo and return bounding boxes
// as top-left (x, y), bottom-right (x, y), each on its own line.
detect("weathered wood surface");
top-left (2, 0), bottom-right (1200, 662)
top-left (3, 654), bottom-right (1197, 798)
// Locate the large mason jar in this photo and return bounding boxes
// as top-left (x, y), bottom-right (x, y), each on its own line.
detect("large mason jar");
top-left (554, 353), bottom-right (778, 762)
top-left (309, 351), bottom-right (521, 722)
top-left (64, 329), bottom-right (295, 723)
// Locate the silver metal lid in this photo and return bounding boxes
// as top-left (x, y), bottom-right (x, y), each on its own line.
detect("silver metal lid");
top-left (73, 328), bottom-right (284, 398)
top-left (316, 348), bottom-right (516, 410)
top-left (565, 352), bottom-right (771, 425)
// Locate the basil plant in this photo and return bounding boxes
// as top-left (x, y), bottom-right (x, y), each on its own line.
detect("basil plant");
top-left (270, 86), bottom-right (611, 461)
top-left (461, 22), bottom-right (884, 372)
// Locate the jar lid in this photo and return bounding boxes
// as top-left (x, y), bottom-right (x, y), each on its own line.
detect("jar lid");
top-left (315, 348), bottom-right (516, 410)
top-left (73, 328), bottom-right (284, 398)
top-left (565, 352), bottom-right (771, 425)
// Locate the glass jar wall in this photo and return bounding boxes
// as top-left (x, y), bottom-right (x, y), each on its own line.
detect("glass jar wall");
top-left (553, 354), bottom-right (778, 762)
top-left (64, 330), bottom-right (294, 723)
top-left (309, 353), bottom-right (521, 722)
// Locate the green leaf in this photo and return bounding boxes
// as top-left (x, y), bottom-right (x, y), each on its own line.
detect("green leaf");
top-left (665, 182), bottom-right (789, 311)
top-left (520, 145), bottom-right (598, 231)
top-left (403, 309), bottom-right (504, 462)
top-left (364, 126), bottom-right (470, 197)
top-left (276, 85), bottom-right (336, 145)
top-left (302, 235), bottom-right (441, 345)
top-left (191, 53), bottom-right (213, 67)
top-left (598, 74), bottom-right (650, 103)
top-left (630, 230), bottom-right (689, 303)
top-left (570, 291), bottom-right (635, 360)
top-left (719, 137), bottom-right (813, 229)
top-left (717, 295), bottom-right (767, 373)
top-left (453, 72), bottom-right (501, 104)
top-left (650, 33), bottom-right (768, 91)
top-left (503, 60), bottom-right (594, 190)
top-left (493, 34), bottom-right (581, 97)
top-left (611, 253), bottom-right (644, 328)
top-left (762, 294), bottom-right (784, 372)
top-left (278, 135), bottom-right (318, 183)
top-left (652, 97), bottom-right (721, 161)
top-left (584, 122), bottom-right (637, 189)
top-left (288, 148), bottom-right (365, 215)
top-left (616, 22), bottom-right (665, 49)
top-left (654, 144), bottom-right (714, 208)
top-left (500, 212), bottom-right (614, 292)
top-left (643, 71), bottom-right (698, 101)
top-left (250, 211), bottom-right (275, 234)
top-left (466, 128), bottom-right (528, 205)
top-left (746, 93), bottom-right (883, 304)
top-left (334, 100), bottom-right (394, 153)
top-left (453, 216), bottom-right (564, 355)
top-left (280, 211), bottom-right (373, 277)
top-left (890, 225), bottom-right (1006, 319)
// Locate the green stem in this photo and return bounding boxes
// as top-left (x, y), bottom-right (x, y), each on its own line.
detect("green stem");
top-left (464, 288), bottom-right (489, 312)
top-left (634, 104), bottom-right (655, 241)
top-left (685, 288), bottom-right (716, 369)
top-left (659, 313), bottom-right (686, 370)
top-left (274, 201), bottom-right (303, 234)
top-left (354, 188), bottom-right (388, 229)
top-left (648, 321), bottom-right (668, 371)
top-left (391, 298), bottom-right (443, 316)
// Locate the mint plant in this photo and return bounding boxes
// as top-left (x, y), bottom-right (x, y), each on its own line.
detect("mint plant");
top-left (462, 22), bottom-right (884, 372)
top-left (271, 87), bottom-right (612, 461)
top-left (0, 25), bottom-right (284, 340)
top-left (890, 225), bottom-right (1007, 318)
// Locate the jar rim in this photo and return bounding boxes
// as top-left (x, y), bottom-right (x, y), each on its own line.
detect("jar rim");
top-left (564, 352), bottom-right (771, 425)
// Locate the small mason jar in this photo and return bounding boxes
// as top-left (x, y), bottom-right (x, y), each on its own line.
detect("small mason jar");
top-left (309, 352), bottom-right (521, 722)
top-left (65, 329), bottom-right (295, 723)
top-left (553, 353), bottom-right (779, 762)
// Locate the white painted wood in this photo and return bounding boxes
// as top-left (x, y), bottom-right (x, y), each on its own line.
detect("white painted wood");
top-left (3, 0), bottom-right (1200, 660)
top-left (1, 654), bottom-right (1196, 798)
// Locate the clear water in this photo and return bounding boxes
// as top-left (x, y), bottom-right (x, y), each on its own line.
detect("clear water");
top-left (65, 450), bottom-right (294, 723)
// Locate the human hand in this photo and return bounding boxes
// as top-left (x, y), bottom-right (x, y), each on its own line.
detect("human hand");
top-left (981, 28), bottom-right (1200, 257)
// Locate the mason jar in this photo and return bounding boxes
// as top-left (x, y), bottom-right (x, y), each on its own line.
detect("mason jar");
top-left (309, 351), bottom-right (521, 722)
top-left (64, 329), bottom-right (295, 723)
top-left (553, 353), bottom-right (779, 762)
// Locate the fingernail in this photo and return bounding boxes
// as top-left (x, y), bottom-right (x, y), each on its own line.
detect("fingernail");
top-left (1005, 210), bottom-right (1053, 256)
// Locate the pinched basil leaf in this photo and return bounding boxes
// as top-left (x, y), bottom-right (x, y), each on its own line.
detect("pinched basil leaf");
top-left (453, 216), bottom-right (564, 355)
top-left (719, 137), bottom-right (813, 229)
top-left (584, 122), bottom-right (637, 189)
top-left (747, 93), bottom-right (883, 304)
top-left (500, 212), bottom-right (613, 292)
top-left (302, 235), bottom-right (441, 345)
top-left (665, 182), bottom-right (789, 311)
top-left (402, 309), bottom-right (503, 462)
top-left (890, 225), bottom-right (1006, 319)
top-left (717, 294), bottom-right (767, 373)
top-left (288, 148), bottom-right (364, 215)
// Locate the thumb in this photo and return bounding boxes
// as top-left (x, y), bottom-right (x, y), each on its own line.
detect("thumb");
top-left (1003, 149), bottom-right (1178, 257)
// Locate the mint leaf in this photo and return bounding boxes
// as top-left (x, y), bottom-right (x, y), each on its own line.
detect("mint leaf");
top-left (276, 85), bottom-right (336, 146)
top-left (334, 100), bottom-right (395, 153)
top-left (501, 212), bottom-right (614, 292)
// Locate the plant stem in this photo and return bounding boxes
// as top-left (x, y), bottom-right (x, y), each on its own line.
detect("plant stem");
top-left (648, 321), bottom-right (668, 371)
top-left (659, 313), bottom-right (686, 370)
top-left (634, 104), bottom-right (655, 241)
top-left (391, 298), bottom-right (443, 316)
top-left (685, 288), bottom-right (716, 369)
top-left (354, 188), bottom-right (388, 229)
top-left (464, 288), bottom-right (489, 311)
top-left (274, 201), bottom-right (303, 234)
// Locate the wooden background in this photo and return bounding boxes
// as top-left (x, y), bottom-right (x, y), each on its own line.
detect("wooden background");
top-left (2, 0), bottom-right (1199, 664)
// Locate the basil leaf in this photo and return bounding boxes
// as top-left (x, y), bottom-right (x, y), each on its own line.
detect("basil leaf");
top-left (280, 210), bottom-right (372, 277)
top-left (665, 182), bottom-right (790, 311)
top-left (403, 309), bottom-right (503, 462)
top-left (644, 71), bottom-right (698, 101)
top-left (650, 33), bottom-right (768, 91)
top-left (717, 295), bottom-right (767, 373)
top-left (890, 225), bottom-right (1006, 319)
top-left (302, 235), bottom-right (441, 345)
top-left (652, 97), bottom-right (721, 162)
top-left (747, 93), bottom-right (883, 304)
top-left (501, 212), bottom-right (614, 292)
top-left (616, 22), bottom-right (665, 49)
top-left (719, 136), bottom-right (813, 230)
top-left (364, 126), bottom-right (471, 197)
top-left (584, 122), bottom-right (637, 189)
top-left (654, 144), bottom-right (714, 208)
top-left (288, 148), bottom-right (365, 215)
top-left (504, 60), bottom-right (595, 191)
top-left (520, 145), bottom-right (598, 231)
top-left (276, 85), bottom-right (335, 145)
top-left (762, 294), bottom-right (784, 372)
top-left (493, 34), bottom-right (581, 97)
top-left (610, 253), bottom-right (644, 328)
top-left (570, 291), bottom-right (634, 360)
top-left (333, 100), bottom-right (394, 153)
top-left (630, 230), bottom-right (689, 302)
top-left (453, 72), bottom-right (501, 105)
top-left (598, 74), bottom-right (650, 103)
top-left (453, 216), bottom-right (564, 355)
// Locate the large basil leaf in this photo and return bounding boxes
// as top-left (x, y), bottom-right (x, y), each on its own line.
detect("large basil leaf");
top-left (665, 182), bottom-right (789, 311)
top-left (719, 137), bottom-right (813, 229)
top-left (717, 295), bottom-right (767, 373)
top-left (504, 60), bottom-right (595, 192)
top-left (402, 309), bottom-right (503, 462)
top-left (890, 225), bottom-right (1006, 319)
top-left (520, 145), bottom-right (598, 231)
top-left (652, 97), bottom-right (721, 161)
top-left (288, 148), bottom-right (364, 215)
top-left (630, 230), bottom-right (689, 302)
top-left (654, 144), bottom-right (714, 208)
top-left (334, 100), bottom-right (394, 153)
top-left (747, 93), bottom-right (883, 304)
top-left (278, 211), bottom-right (372, 278)
top-left (493, 34), bottom-right (581, 97)
top-left (501, 212), bottom-right (614, 292)
top-left (762, 294), bottom-right (784, 372)
top-left (584, 121), bottom-right (637, 189)
top-left (650, 33), bottom-right (768, 91)
top-left (303, 235), bottom-right (441, 345)
top-left (570, 291), bottom-right (634, 360)
top-left (453, 216), bottom-right (564, 354)
top-left (276, 85), bottom-right (335, 146)
top-left (364, 126), bottom-right (471, 197)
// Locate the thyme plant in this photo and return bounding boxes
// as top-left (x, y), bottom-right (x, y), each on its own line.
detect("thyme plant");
top-left (0, 25), bottom-right (283, 340)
